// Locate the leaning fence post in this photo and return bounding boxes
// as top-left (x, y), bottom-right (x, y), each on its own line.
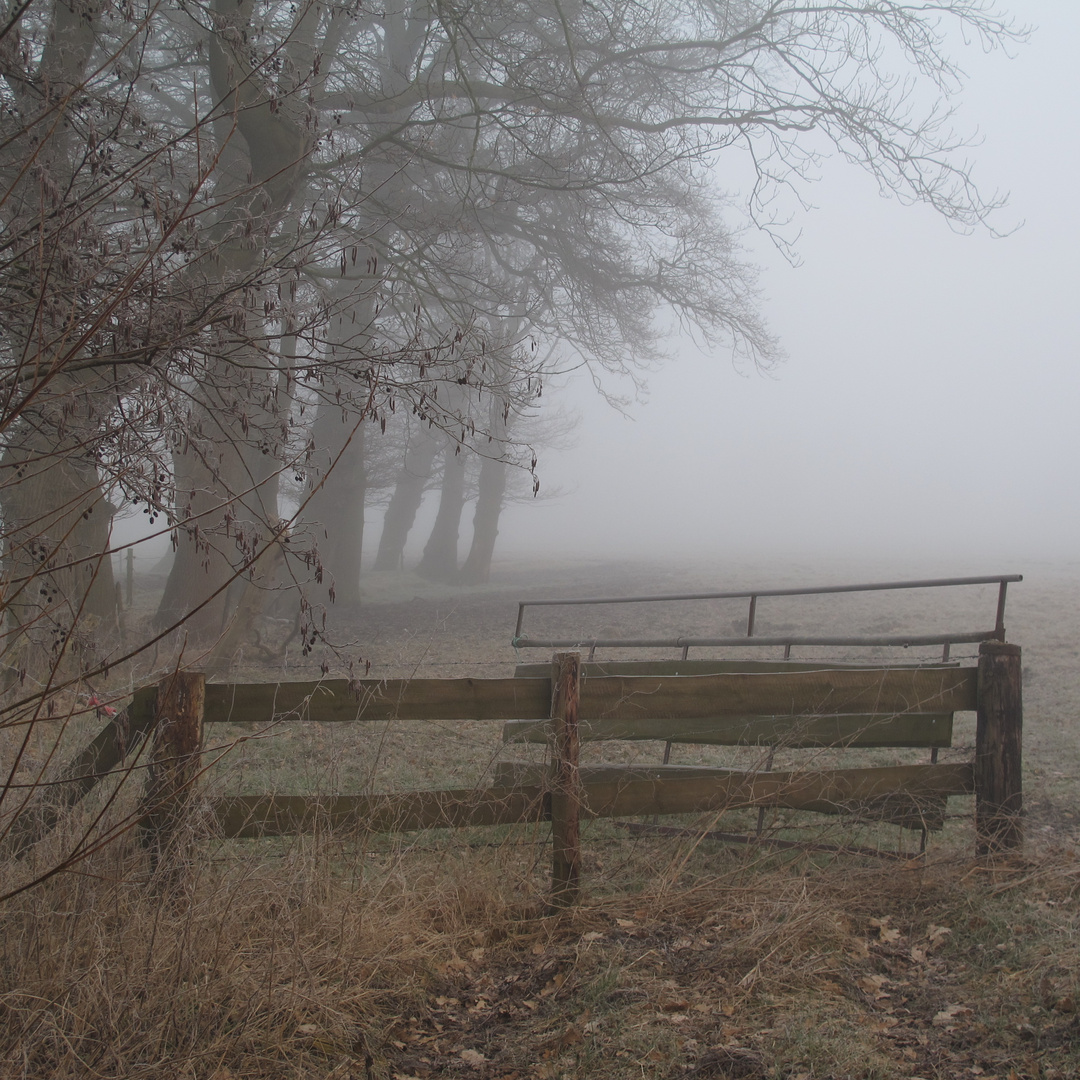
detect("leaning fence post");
top-left (139, 670), bottom-right (205, 872)
top-left (975, 641), bottom-right (1023, 856)
top-left (549, 651), bottom-right (582, 907)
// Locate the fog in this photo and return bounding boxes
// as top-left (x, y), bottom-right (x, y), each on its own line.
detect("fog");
top-left (111, 1), bottom-right (1079, 585)
top-left (485, 0), bottom-right (1080, 570)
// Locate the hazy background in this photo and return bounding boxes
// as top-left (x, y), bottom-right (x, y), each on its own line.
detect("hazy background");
top-left (481, 0), bottom-right (1080, 571)
top-left (118, 1), bottom-right (1078, 581)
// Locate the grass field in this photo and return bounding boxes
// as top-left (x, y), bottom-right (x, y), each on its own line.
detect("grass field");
top-left (1, 556), bottom-right (1078, 1079)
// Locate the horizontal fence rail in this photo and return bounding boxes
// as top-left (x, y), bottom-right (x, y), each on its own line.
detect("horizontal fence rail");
top-left (503, 712), bottom-right (958, 749)
top-left (511, 631), bottom-right (1004, 651)
top-left (199, 677), bottom-right (554, 723)
top-left (216, 787), bottom-right (550, 839)
top-left (214, 763), bottom-right (974, 840)
top-left (512, 574), bottom-right (1023, 660)
top-left (192, 667), bottom-right (978, 725)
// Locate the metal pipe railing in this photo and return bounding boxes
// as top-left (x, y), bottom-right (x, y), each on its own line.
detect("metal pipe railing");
top-left (512, 574), bottom-right (1022, 656)
top-left (512, 630), bottom-right (1003, 650)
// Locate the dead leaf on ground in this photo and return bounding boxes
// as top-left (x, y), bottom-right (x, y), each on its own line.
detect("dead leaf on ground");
top-left (858, 973), bottom-right (891, 999)
top-left (661, 998), bottom-right (691, 1011)
top-left (537, 1022), bottom-right (585, 1055)
top-left (933, 1003), bottom-right (974, 1028)
top-left (560, 1023), bottom-right (584, 1047)
top-left (927, 924), bottom-right (952, 947)
top-left (868, 1016), bottom-right (901, 1032)
top-left (868, 916), bottom-right (902, 944)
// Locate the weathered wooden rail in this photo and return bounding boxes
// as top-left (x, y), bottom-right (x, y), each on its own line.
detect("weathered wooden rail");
top-left (10, 642), bottom-right (1022, 900)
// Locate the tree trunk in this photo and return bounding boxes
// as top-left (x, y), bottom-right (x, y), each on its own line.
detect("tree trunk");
top-left (373, 427), bottom-right (441, 571)
top-left (154, 353), bottom-right (282, 642)
top-left (415, 446), bottom-right (467, 583)
top-left (0, 0), bottom-right (118, 679)
top-left (1, 427), bottom-right (119, 681)
top-left (303, 404), bottom-right (367, 606)
top-left (459, 453), bottom-right (508, 585)
top-left (153, 6), bottom-right (308, 644)
top-left (460, 382), bottom-right (513, 586)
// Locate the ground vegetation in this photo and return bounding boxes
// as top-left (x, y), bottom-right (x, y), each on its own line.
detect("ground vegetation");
top-left (1, 558), bottom-right (1077, 1080)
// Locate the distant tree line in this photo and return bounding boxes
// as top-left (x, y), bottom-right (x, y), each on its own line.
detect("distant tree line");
top-left (0, 0), bottom-right (1021, 693)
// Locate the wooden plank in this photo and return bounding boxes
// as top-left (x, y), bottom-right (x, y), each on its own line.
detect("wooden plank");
top-left (203, 668), bottom-right (976, 726)
top-left (495, 762), bottom-right (743, 787)
top-left (214, 786), bottom-right (548, 839)
top-left (203, 677), bottom-right (552, 724)
top-left (496, 761), bottom-right (954, 831)
top-left (503, 712), bottom-right (954, 748)
top-left (54, 685), bottom-right (158, 800)
top-left (213, 764), bottom-right (970, 839)
top-left (579, 762), bottom-right (973, 825)
top-left (576, 668), bottom-right (977, 719)
top-left (617, 820), bottom-right (929, 859)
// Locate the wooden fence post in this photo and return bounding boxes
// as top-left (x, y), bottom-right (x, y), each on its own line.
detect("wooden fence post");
top-left (549, 652), bottom-right (582, 907)
top-left (140, 670), bottom-right (205, 872)
top-left (975, 641), bottom-right (1022, 856)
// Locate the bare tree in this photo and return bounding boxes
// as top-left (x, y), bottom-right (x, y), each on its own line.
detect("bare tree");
top-left (372, 421), bottom-right (446, 572)
top-left (304, 0), bottom-right (1022, 587)
top-left (0, 0), bottom-right (489, 874)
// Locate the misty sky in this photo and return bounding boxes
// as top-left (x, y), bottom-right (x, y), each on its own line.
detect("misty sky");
top-left (490, 0), bottom-right (1080, 568)
top-left (118, 1), bottom-right (1078, 577)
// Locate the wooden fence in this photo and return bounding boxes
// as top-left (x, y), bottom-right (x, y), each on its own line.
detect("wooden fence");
top-left (15, 642), bottom-right (1022, 901)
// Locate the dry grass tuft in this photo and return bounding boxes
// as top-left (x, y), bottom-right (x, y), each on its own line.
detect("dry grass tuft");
top-left (0, 829), bottom-right (542, 1079)
top-left (3, 828), bottom-right (1079, 1080)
